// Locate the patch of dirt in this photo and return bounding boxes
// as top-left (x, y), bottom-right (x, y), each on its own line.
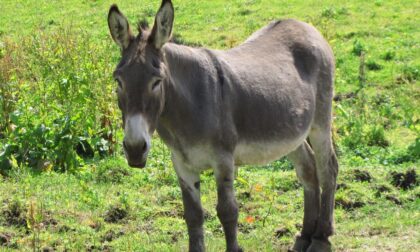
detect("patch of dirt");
top-left (0, 233), bottom-right (12, 246)
top-left (390, 169), bottom-right (418, 190)
top-left (86, 244), bottom-right (112, 252)
top-left (101, 245), bottom-right (112, 252)
top-left (385, 195), bottom-right (402, 205)
top-left (374, 184), bottom-right (392, 197)
top-left (238, 222), bottom-right (256, 234)
top-left (42, 246), bottom-right (54, 252)
top-left (86, 219), bottom-right (102, 231)
top-left (137, 222), bottom-right (155, 234)
top-left (1, 200), bottom-right (57, 229)
top-left (101, 229), bottom-right (125, 243)
top-left (353, 169), bottom-right (372, 182)
top-left (333, 92), bottom-right (356, 102)
top-left (156, 208), bottom-right (183, 219)
top-left (336, 183), bottom-right (348, 190)
top-left (41, 211), bottom-right (58, 227)
top-left (57, 225), bottom-right (76, 233)
top-left (238, 191), bottom-right (251, 200)
top-left (166, 230), bottom-right (183, 243)
top-left (335, 198), bottom-right (365, 210)
top-left (2, 200), bottom-right (27, 228)
top-left (104, 205), bottom-right (128, 223)
top-left (203, 209), bottom-right (213, 220)
top-left (274, 227), bottom-right (292, 238)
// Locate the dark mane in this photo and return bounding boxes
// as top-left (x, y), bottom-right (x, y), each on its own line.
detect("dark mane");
top-left (137, 18), bottom-right (150, 33)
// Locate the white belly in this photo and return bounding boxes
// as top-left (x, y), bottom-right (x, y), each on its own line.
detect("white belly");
top-left (171, 133), bottom-right (307, 171)
top-left (234, 135), bottom-right (306, 165)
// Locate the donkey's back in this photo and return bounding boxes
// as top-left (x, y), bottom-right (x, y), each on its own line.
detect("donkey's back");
top-left (211, 19), bottom-right (335, 165)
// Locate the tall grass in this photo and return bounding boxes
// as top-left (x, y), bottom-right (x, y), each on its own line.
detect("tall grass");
top-left (0, 28), bottom-right (120, 173)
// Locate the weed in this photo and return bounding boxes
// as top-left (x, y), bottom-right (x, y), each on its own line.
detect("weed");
top-left (397, 65), bottom-right (419, 83)
top-left (366, 59), bottom-right (383, 71)
top-left (321, 7), bottom-right (337, 19)
top-left (381, 50), bottom-right (396, 61)
top-left (0, 28), bottom-right (119, 172)
top-left (352, 39), bottom-right (366, 56)
top-left (367, 125), bottom-right (389, 147)
top-left (94, 158), bottom-right (131, 184)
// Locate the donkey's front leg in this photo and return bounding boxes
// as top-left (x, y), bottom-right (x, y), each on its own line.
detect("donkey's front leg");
top-left (173, 156), bottom-right (205, 252)
top-left (215, 156), bottom-right (242, 252)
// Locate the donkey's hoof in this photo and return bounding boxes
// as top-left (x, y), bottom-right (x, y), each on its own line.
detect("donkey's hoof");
top-left (290, 235), bottom-right (311, 252)
top-left (306, 239), bottom-right (332, 252)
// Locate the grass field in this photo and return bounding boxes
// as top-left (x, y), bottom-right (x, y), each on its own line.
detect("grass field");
top-left (0, 0), bottom-right (419, 251)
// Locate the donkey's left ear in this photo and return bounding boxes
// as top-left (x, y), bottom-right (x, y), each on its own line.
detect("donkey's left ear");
top-left (108, 4), bottom-right (133, 50)
top-left (149, 0), bottom-right (174, 49)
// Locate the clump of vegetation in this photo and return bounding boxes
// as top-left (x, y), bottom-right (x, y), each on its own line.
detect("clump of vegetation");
top-left (0, 29), bottom-right (119, 173)
top-left (94, 158), bottom-right (131, 184)
top-left (366, 59), bottom-right (383, 71)
top-left (397, 65), bottom-right (419, 83)
top-left (381, 50), bottom-right (396, 61)
top-left (352, 39), bottom-right (366, 56)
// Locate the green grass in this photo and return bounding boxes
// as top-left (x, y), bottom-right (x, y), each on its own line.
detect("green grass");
top-left (1, 0), bottom-right (419, 251)
top-left (0, 158), bottom-right (419, 251)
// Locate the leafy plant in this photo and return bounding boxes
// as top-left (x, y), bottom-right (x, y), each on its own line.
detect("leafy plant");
top-left (352, 39), bottom-right (366, 56)
top-left (0, 28), bottom-right (120, 173)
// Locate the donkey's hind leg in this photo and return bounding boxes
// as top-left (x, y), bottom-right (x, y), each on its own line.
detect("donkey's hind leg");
top-left (288, 141), bottom-right (320, 252)
top-left (306, 125), bottom-right (338, 252)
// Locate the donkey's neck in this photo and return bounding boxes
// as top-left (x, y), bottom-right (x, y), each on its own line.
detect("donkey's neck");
top-left (163, 43), bottom-right (211, 89)
top-left (157, 43), bottom-right (223, 147)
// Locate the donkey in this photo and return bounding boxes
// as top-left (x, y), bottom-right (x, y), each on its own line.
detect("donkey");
top-left (107, 0), bottom-right (338, 251)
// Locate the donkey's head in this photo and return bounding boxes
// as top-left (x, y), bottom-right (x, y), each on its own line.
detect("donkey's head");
top-left (108, 0), bottom-right (174, 168)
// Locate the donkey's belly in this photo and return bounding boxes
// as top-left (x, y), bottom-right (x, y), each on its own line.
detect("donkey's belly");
top-left (234, 133), bottom-right (307, 166)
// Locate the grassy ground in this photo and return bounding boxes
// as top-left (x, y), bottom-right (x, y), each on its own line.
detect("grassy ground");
top-left (1, 0), bottom-right (419, 251)
top-left (0, 155), bottom-right (418, 251)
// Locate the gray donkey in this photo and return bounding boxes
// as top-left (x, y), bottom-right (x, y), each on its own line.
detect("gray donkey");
top-left (107, 0), bottom-right (338, 251)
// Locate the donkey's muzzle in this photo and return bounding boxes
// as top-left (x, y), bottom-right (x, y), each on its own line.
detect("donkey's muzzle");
top-left (123, 140), bottom-right (149, 168)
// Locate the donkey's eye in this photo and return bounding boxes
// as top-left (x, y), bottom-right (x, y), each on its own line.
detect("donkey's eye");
top-left (152, 80), bottom-right (161, 91)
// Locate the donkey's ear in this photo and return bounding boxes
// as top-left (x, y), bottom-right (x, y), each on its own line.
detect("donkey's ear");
top-left (149, 0), bottom-right (174, 49)
top-left (108, 5), bottom-right (133, 49)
